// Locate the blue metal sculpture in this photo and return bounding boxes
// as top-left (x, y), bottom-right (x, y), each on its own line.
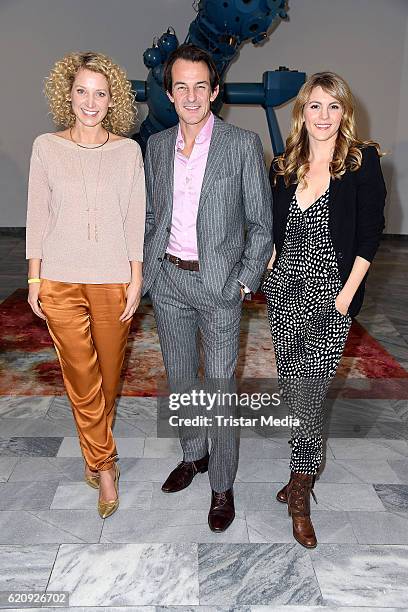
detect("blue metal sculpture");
top-left (132, 0), bottom-right (305, 154)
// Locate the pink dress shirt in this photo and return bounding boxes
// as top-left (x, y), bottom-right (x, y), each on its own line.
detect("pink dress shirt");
top-left (166, 112), bottom-right (214, 260)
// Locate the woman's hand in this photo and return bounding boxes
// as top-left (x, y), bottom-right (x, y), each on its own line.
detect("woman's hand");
top-left (119, 281), bottom-right (142, 322)
top-left (335, 290), bottom-right (352, 316)
top-left (335, 256), bottom-right (371, 317)
top-left (28, 283), bottom-right (46, 320)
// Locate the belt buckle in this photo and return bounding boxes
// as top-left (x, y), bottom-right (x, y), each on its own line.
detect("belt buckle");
top-left (174, 257), bottom-right (181, 267)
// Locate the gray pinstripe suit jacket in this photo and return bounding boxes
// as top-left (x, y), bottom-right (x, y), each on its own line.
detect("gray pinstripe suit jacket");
top-left (142, 116), bottom-right (273, 302)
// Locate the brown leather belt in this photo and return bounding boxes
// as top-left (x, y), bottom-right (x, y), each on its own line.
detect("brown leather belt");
top-left (165, 253), bottom-right (199, 271)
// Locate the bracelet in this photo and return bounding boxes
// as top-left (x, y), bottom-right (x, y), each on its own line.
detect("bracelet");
top-left (28, 278), bottom-right (41, 284)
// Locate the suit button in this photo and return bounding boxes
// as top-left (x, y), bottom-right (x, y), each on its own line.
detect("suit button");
top-left (166, 227), bottom-right (171, 233)
top-left (158, 257), bottom-right (163, 262)
top-left (337, 251), bottom-right (344, 260)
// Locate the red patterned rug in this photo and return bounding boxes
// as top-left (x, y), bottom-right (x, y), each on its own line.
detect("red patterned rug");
top-left (1, 289), bottom-right (407, 397)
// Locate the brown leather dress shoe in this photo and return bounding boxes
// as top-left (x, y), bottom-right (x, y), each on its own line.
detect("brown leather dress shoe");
top-left (161, 452), bottom-right (209, 493)
top-left (208, 488), bottom-right (235, 532)
top-left (287, 472), bottom-right (317, 548)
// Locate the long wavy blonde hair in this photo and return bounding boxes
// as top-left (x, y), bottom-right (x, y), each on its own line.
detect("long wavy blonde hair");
top-left (273, 71), bottom-right (381, 187)
top-left (44, 51), bottom-right (136, 134)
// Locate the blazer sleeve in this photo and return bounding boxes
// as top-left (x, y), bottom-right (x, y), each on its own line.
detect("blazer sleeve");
top-left (355, 146), bottom-right (386, 262)
top-left (238, 133), bottom-right (273, 292)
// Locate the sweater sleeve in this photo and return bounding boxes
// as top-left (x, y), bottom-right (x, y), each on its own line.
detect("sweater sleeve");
top-left (26, 138), bottom-right (51, 259)
top-left (355, 145), bottom-right (386, 262)
top-left (124, 144), bottom-right (146, 261)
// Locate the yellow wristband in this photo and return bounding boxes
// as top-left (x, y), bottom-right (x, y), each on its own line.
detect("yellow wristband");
top-left (28, 278), bottom-right (41, 284)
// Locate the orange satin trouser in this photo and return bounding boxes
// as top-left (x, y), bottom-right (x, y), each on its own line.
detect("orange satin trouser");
top-left (39, 279), bottom-right (131, 471)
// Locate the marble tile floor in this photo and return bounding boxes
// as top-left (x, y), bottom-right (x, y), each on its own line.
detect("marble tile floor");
top-left (1, 236), bottom-right (408, 609)
top-left (1, 413), bottom-right (408, 608)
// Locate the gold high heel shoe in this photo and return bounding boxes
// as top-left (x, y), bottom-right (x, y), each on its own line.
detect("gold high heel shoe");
top-left (98, 463), bottom-right (120, 519)
top-left (84, 463), bottom-right (99, 489)
top-left (84, 463), bottom-right (100, 489)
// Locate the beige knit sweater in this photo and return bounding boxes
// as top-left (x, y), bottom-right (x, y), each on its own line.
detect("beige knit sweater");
top-left (26, 133), bottom-right (146, 283)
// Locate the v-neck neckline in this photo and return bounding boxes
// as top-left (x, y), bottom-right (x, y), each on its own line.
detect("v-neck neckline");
top-left (295, 184), bottom-right (330, 212)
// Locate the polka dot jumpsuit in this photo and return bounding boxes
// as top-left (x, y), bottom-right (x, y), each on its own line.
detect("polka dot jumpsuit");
top-left (263, 187), bottom-right (352, 474)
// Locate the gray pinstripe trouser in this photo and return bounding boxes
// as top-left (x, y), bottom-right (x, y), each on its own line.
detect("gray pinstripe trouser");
top-left (149, 258), bottom-right (242, 492)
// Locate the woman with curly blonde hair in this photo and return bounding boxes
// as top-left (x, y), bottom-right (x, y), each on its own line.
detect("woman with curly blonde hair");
top-left (26, 51), bottom-right (146, 519)
top-left (263, 71), bottom-right (386, 548)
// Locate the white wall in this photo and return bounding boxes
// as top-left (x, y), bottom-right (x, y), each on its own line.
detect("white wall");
top-left (1, 0), bottom-right (407, 232)
top-left (388, 11), bottom-right (408, 234)
top-left (223, 0), bottom-right (408, 234)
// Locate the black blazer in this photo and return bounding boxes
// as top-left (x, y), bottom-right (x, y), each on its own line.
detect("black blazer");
top-left (270, 146), bottom-right (386, 317)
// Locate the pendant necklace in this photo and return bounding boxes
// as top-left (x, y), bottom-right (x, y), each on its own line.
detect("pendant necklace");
top-left (71, 128), bottom-right (110, 241)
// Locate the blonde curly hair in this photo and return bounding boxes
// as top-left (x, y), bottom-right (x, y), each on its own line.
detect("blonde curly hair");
top-left (273, 71), bottom-right (382, 187)
top-left (44, 51), bottom-right (136, 134)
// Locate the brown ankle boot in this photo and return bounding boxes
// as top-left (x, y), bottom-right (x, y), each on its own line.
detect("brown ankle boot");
top-left (276, 471), bottom-right (294, 503)
top-left (287, 472), bottom-right (317, 548)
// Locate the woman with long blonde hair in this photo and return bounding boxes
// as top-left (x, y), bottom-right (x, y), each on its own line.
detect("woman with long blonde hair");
top-left (263, 71), bottom-right (386, 547)
top-left (26, 51), bottom-right (146, 518)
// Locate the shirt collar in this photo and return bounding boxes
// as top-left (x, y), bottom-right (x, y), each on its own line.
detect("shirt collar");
top-left (175, 112), bottom-right (214, 151)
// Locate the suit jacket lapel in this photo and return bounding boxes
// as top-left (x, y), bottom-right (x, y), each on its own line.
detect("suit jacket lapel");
top-left (199, 117), bottom-right (231, 208)
top-left (329, 176), bottom-right (342, 208)
top-left (162, 126), bottom-right (178, 215)
top-left (281, 181), bottom-right (296, 219)
top-left (328, 175), bottom-right (342, 233)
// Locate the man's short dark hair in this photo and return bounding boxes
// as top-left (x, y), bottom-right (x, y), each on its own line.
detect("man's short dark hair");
top-left (163, 44), bottom-right (219, 93)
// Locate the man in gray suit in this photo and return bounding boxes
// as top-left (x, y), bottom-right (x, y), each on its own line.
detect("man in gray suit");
top-left (143, 44), bottom-right (272, 531)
